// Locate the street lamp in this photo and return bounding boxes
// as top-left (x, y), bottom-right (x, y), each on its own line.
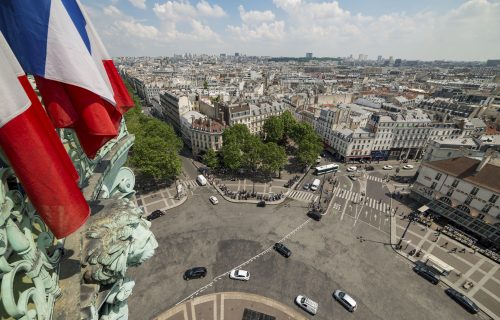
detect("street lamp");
top-left (396, 211), bottom-right (419, 250)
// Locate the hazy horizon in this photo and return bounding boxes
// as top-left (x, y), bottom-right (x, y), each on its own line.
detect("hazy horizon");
top-left (85, 0), bottom-right (500, 61)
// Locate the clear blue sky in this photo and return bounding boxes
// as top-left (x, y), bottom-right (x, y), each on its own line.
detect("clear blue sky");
top-left (83, 0), bottom-right (500, 60)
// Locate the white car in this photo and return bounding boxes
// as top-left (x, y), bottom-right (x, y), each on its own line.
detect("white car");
top-left (383, 165), bottom-right (393, 170)
top-left (229, 269), bottom-right (250, 281)
top-left (347, 166), bottom-right (357, 172)
top-left (295, 295), bottom-right (318, 315)
top-left (403, 164), bottom-right (414, 170)
top-left (209, 196), bottom-right (219, 205)
top-left (333, 290), bottom-right (357, 312)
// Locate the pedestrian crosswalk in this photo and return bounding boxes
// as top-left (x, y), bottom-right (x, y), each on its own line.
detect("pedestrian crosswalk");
top-left (182, 180), bottom-right (199, 188)
top-left (366, 175), bottom-right (384, 183)
top-left (336, 189), bottom-right (391, 213)
top-left (287, 190), bottom-right (319, 203)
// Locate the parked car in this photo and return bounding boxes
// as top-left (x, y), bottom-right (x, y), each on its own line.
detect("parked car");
top-left (333, 290), bottom-right (357, 312)
top-left (183, 267), bottom-right (207, 280)
top-left (273, 243), bottom-right (291, 258)
top-left (445, 288), bottom-right (479, 314)
top-left (146, 210), bottom-right (165, 221)
top-left (413, 264), bottom-right (440, 284)
top-left (348, 175), bottom-right (358, 181)
top-left (229, 269), bottom-right (250, 281)
top-left (209, 196), bottom-right (219, 205)
top-left (295, 295), bottom-right (318, 315)
top-left (403, 164), bottom-right (414, 170)
top-left (347, 166), bottom-right (357, 172)
top-left (365, 165), bottom-right (374, 171)
top-left (303, 183), bottom-right (311, 190)
top-left (257, 200), bottom-right (266, 207)
top-left (383, 165), bottom-right (393, 170)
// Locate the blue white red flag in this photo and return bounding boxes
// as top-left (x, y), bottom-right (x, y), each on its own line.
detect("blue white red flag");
top-left (0, 31), bottom-right (89, 238)
top-left (0, 0), bottom-right (133, 158)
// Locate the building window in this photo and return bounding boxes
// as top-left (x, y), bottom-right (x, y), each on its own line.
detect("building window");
top-left (489, 194), bottom-right (498, 204)
top-left (435, 173), bottom-right (442, 180)
top-left (464, 196), bottom-right (473, 205)
top-left (451, 179), bottom-right (459, 188)
top-left (430, 182), bottom-right (437, 190)
top-left (446, 189), bottom-right (454, 197)
top-left (482, 204), bottom-right (492, 214)
top-left (470, 187), bottom-right (479, 196)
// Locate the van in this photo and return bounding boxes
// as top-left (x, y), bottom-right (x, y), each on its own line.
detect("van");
top-left (310, 179), bottom-right (321, 191)
top-left (196, 174), bottom-right (207, 186)
top-left (295, 295), bottom-right (318, 315)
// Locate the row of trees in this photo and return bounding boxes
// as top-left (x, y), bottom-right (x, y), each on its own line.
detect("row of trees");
top-left (203, 124), bottom-right (287, 176)
top-left (202, 110), bottom-right (323, 175)
top-left (262, 111), bottom-right (323, 166)
top-left (125, 84), bottom-right (183, 182)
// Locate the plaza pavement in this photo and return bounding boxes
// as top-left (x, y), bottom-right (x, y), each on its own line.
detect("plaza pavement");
top-left (133, 157), bottom-right (499, 319)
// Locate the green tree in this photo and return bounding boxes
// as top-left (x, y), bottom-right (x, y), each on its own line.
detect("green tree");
top-left (261, 142), bottom-right (287, 177)
top-left (242, 135), bottom-right (263, 172)
top-left (130, 136), bottom-right (182, 181)
top-left (223, 124), bottom-right (252, 145)
top-left (221, 143), bottom-right (242, 171)
top-left (203, 80), bottom-right (208, 90)
top-left (281, 110), bottom-right (297, 139)
top-left (296, 135), bottom-right (323, 166)
top-left (263, 116), bottom-right (284, 142)
top-left (124, 82), bottom-right (183, 181)
top-left (202, 149), bottom-right (219, 168)
top-left (289, 122), bottom-right (315, 144)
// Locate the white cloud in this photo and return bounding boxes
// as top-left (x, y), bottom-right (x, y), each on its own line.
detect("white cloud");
top-left (227, 21), bottom-right (285, 41)
top-left (115, 20), bottom-right (160, 39)
top-left (196, 0), bottom-right (226, 18)
top-left (238, 5), bottom-right (275, 25)
top-left (103, 5), bottom-right (122, 17)
top-left (129, 0), bottom-right (147, 10)
top-left (86, 0), bottom-right (500, 59)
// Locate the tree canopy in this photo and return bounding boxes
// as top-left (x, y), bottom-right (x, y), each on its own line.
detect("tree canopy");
top-left (125, 83), bottom-right (183, 181)
top-left (263, 116), bottom-right (284, 143)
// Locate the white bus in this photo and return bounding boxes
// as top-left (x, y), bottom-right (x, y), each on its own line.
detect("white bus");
top-left (310, 179), bottom-right (321, 191)
top-left (314, 163), bottom-right (339, 175)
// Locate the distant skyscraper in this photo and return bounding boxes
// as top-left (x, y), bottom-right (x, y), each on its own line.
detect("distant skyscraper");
top-left (377, 55), bottom-right (382, 62)
top-left (235, 52), bottom-right (240, 57)
top-left (220, 53), bottom-right (226, 58)
top-left (358, 54), bottom-right (368, 61)
top-left (306, 52), bottom-right (313, 58)
top-left (394, 58), bottom-right (402, 67)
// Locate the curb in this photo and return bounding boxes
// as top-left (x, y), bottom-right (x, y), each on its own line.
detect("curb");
top-left (154, 291), bottom-right (307, 320)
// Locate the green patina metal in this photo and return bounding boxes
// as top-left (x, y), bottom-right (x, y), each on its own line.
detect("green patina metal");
top-left (0, 122), bottom-right (157, 320)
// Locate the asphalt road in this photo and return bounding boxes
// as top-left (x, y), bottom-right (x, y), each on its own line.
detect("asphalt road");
top-left (127, 176), bottom-right (481, 320)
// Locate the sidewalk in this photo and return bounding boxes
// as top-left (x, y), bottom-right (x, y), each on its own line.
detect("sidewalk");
top-left (390, 211), bottom-right (499, 319)
top-left (134, 183), bottom-right (190, 214)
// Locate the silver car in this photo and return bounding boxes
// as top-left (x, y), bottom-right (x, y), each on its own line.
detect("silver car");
top-left (295, 295), bottom-right (318, 315)
top-left (333, 290), bottom-right (357, 312)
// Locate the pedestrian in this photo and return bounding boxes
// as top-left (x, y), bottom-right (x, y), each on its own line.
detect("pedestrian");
top-left (459, 248), bottom-right (466, 253)
top-left (442, 241), bottom-right (449, 248)
top-left (450, 248), bottom-right (457, 253)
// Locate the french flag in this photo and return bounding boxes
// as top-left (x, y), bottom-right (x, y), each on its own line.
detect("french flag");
top-left (0, 31), bottom-right (89, 238)
top-left (0, 0), bottom-right (133, 159)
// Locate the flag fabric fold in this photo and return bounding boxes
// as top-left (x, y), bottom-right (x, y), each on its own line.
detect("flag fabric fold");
top-left (0, 31), bottom-right (89, 238)
top-left (0, 0), bottom-right (133, 159)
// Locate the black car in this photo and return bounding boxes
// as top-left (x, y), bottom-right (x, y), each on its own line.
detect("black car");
top-left (365, 165), bottom-right (374, 171)
top-left (307, 210), bottom-right (322, 221)
top-left (146, 210), bottom-right (165, 221)
top-left (273, 243), bottom-right (291, 258)
top-left (183, 267), bottom-right (207, 280)
top-left (257, 200), bottom-right (266, 207)
top-left (445, 288), bottom-right (479, 314)
top-left (413, 264), bottom-right (440, 285)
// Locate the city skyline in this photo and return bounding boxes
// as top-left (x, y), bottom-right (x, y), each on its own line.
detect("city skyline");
top-left (84, 0), bottom-right (500, 60)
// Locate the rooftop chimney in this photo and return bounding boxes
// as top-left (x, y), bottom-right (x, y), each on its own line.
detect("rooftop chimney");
top-left (475, 148), bottom-right (495, 173)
